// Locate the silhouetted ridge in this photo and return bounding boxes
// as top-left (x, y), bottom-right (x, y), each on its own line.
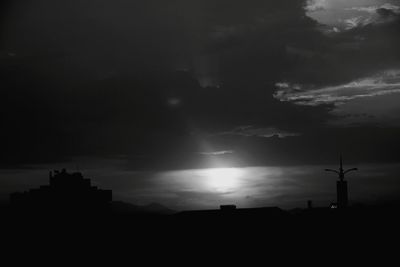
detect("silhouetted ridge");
top-left (109, 201), bottom-right (175, 215)
top-left (176, 205), bottom-right (287, 219)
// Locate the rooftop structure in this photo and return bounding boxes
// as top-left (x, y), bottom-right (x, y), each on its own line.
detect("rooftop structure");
top-left (10, 169), bottom-right (112, 212)
top-left (325, 155), bottom-right (358, 209)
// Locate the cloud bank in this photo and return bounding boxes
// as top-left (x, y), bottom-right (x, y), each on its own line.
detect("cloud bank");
top-left (274, 69), bottom-right (400, 106)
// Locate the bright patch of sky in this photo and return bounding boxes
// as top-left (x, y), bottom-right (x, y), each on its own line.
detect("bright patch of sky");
top-left (2, 162), bottom-right (400, 210)
top-left (306, 0), bottom-right (400, 31)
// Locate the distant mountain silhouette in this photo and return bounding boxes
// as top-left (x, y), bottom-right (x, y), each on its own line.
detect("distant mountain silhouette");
top-left (144, 202), bottom-right (176, 214)
top-left (110, 201), bottom-right (175, 215)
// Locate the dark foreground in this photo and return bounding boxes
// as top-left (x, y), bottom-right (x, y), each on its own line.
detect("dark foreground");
top-left (1, 205), bottom-right (399, 264)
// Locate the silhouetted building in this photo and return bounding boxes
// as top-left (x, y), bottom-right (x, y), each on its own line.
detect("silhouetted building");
top-left (325, 155), bottom-right (357, 209)
top-left (10, 169), bottom-right (112, 213)
top-left (337, 180), bottom-right (348, 208)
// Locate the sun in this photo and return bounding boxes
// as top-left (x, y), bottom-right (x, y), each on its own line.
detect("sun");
top-left (204, 168), bottom-right (243, 192)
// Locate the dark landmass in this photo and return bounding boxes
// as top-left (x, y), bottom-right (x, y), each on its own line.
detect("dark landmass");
top-left (2, 169), bottom-right (399, 262)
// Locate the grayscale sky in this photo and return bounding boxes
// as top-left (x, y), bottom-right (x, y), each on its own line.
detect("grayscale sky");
top-left (1, 0), bottom-right (400, 209)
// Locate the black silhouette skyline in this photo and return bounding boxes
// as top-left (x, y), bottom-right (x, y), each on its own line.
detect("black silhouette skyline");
top-left (10, 169), bottom-right (112, 213)
top-left (1, 0), bottom-right (400, 212)
top-left (0, 161), bottom-right (390, 214)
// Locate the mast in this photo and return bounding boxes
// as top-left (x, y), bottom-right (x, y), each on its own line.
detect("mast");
top-left (325, 155), bottom-right (358, 208)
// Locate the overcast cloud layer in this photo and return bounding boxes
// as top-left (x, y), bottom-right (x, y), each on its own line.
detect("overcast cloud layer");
top-left (1, 0), bottom-right (399, 170)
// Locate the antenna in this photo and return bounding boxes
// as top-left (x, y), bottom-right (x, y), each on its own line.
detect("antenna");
top-left (325, 155), bottom-right (357, 181)
top-left (325, 155), bottom-right (358, 208)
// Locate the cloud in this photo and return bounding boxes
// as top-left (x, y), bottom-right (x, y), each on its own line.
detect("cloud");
top-left (329, 91), bottom-right (400, 127)
top-left (306, 0), bottom-right (400, 32)
top-left (305, 0), bottom-right (328, 12)
top-left (1, 0), bottom-right (400, 169)
top-left (274, 69), bottom-right (400, 106)
top-left (346, 3), bottom-right (400, 14)
top-left (341, 5), bottom-right (400, 30)
top-left (216, 126), bottom-right (301, 138)
top-left (274, 69), bottom-right (400, 126)
top-left (199, 150), bottom-right (235, 156)
top-left (342, 16), bottom-right (371, 30)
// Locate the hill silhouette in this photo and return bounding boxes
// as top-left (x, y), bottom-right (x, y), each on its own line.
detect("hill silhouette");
top-left (110, 201), bottom-right (175, 215)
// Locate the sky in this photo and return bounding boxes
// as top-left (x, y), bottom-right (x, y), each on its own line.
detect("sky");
top-left (1, 0), bottom-right (400, 210)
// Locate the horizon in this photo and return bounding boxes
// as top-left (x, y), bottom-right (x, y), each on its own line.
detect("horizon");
top-left (2, 161), bottom-right (400, 211)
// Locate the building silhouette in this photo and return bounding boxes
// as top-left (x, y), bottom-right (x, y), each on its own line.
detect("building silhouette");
top-left (10, 169), bottom-right (112, 213)
top-left (325, 155), bottom-right (357, 209)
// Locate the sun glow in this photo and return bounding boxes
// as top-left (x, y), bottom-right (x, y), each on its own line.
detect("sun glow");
top-left (204, 168), bottom-right (243, 192)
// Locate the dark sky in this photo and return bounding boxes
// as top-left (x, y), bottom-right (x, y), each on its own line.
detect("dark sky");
top-left (1, 0), bottom-right (400, 209)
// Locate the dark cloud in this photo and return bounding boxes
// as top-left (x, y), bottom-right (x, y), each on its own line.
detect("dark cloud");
top-left (214, 125), bottom-right (300, 138)
top-left (273, 5), bottom-right (400, 127)
top-left (0, 0), bottom-right (399, 172)
top-left (274, 70), bottom-right (400, 106)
